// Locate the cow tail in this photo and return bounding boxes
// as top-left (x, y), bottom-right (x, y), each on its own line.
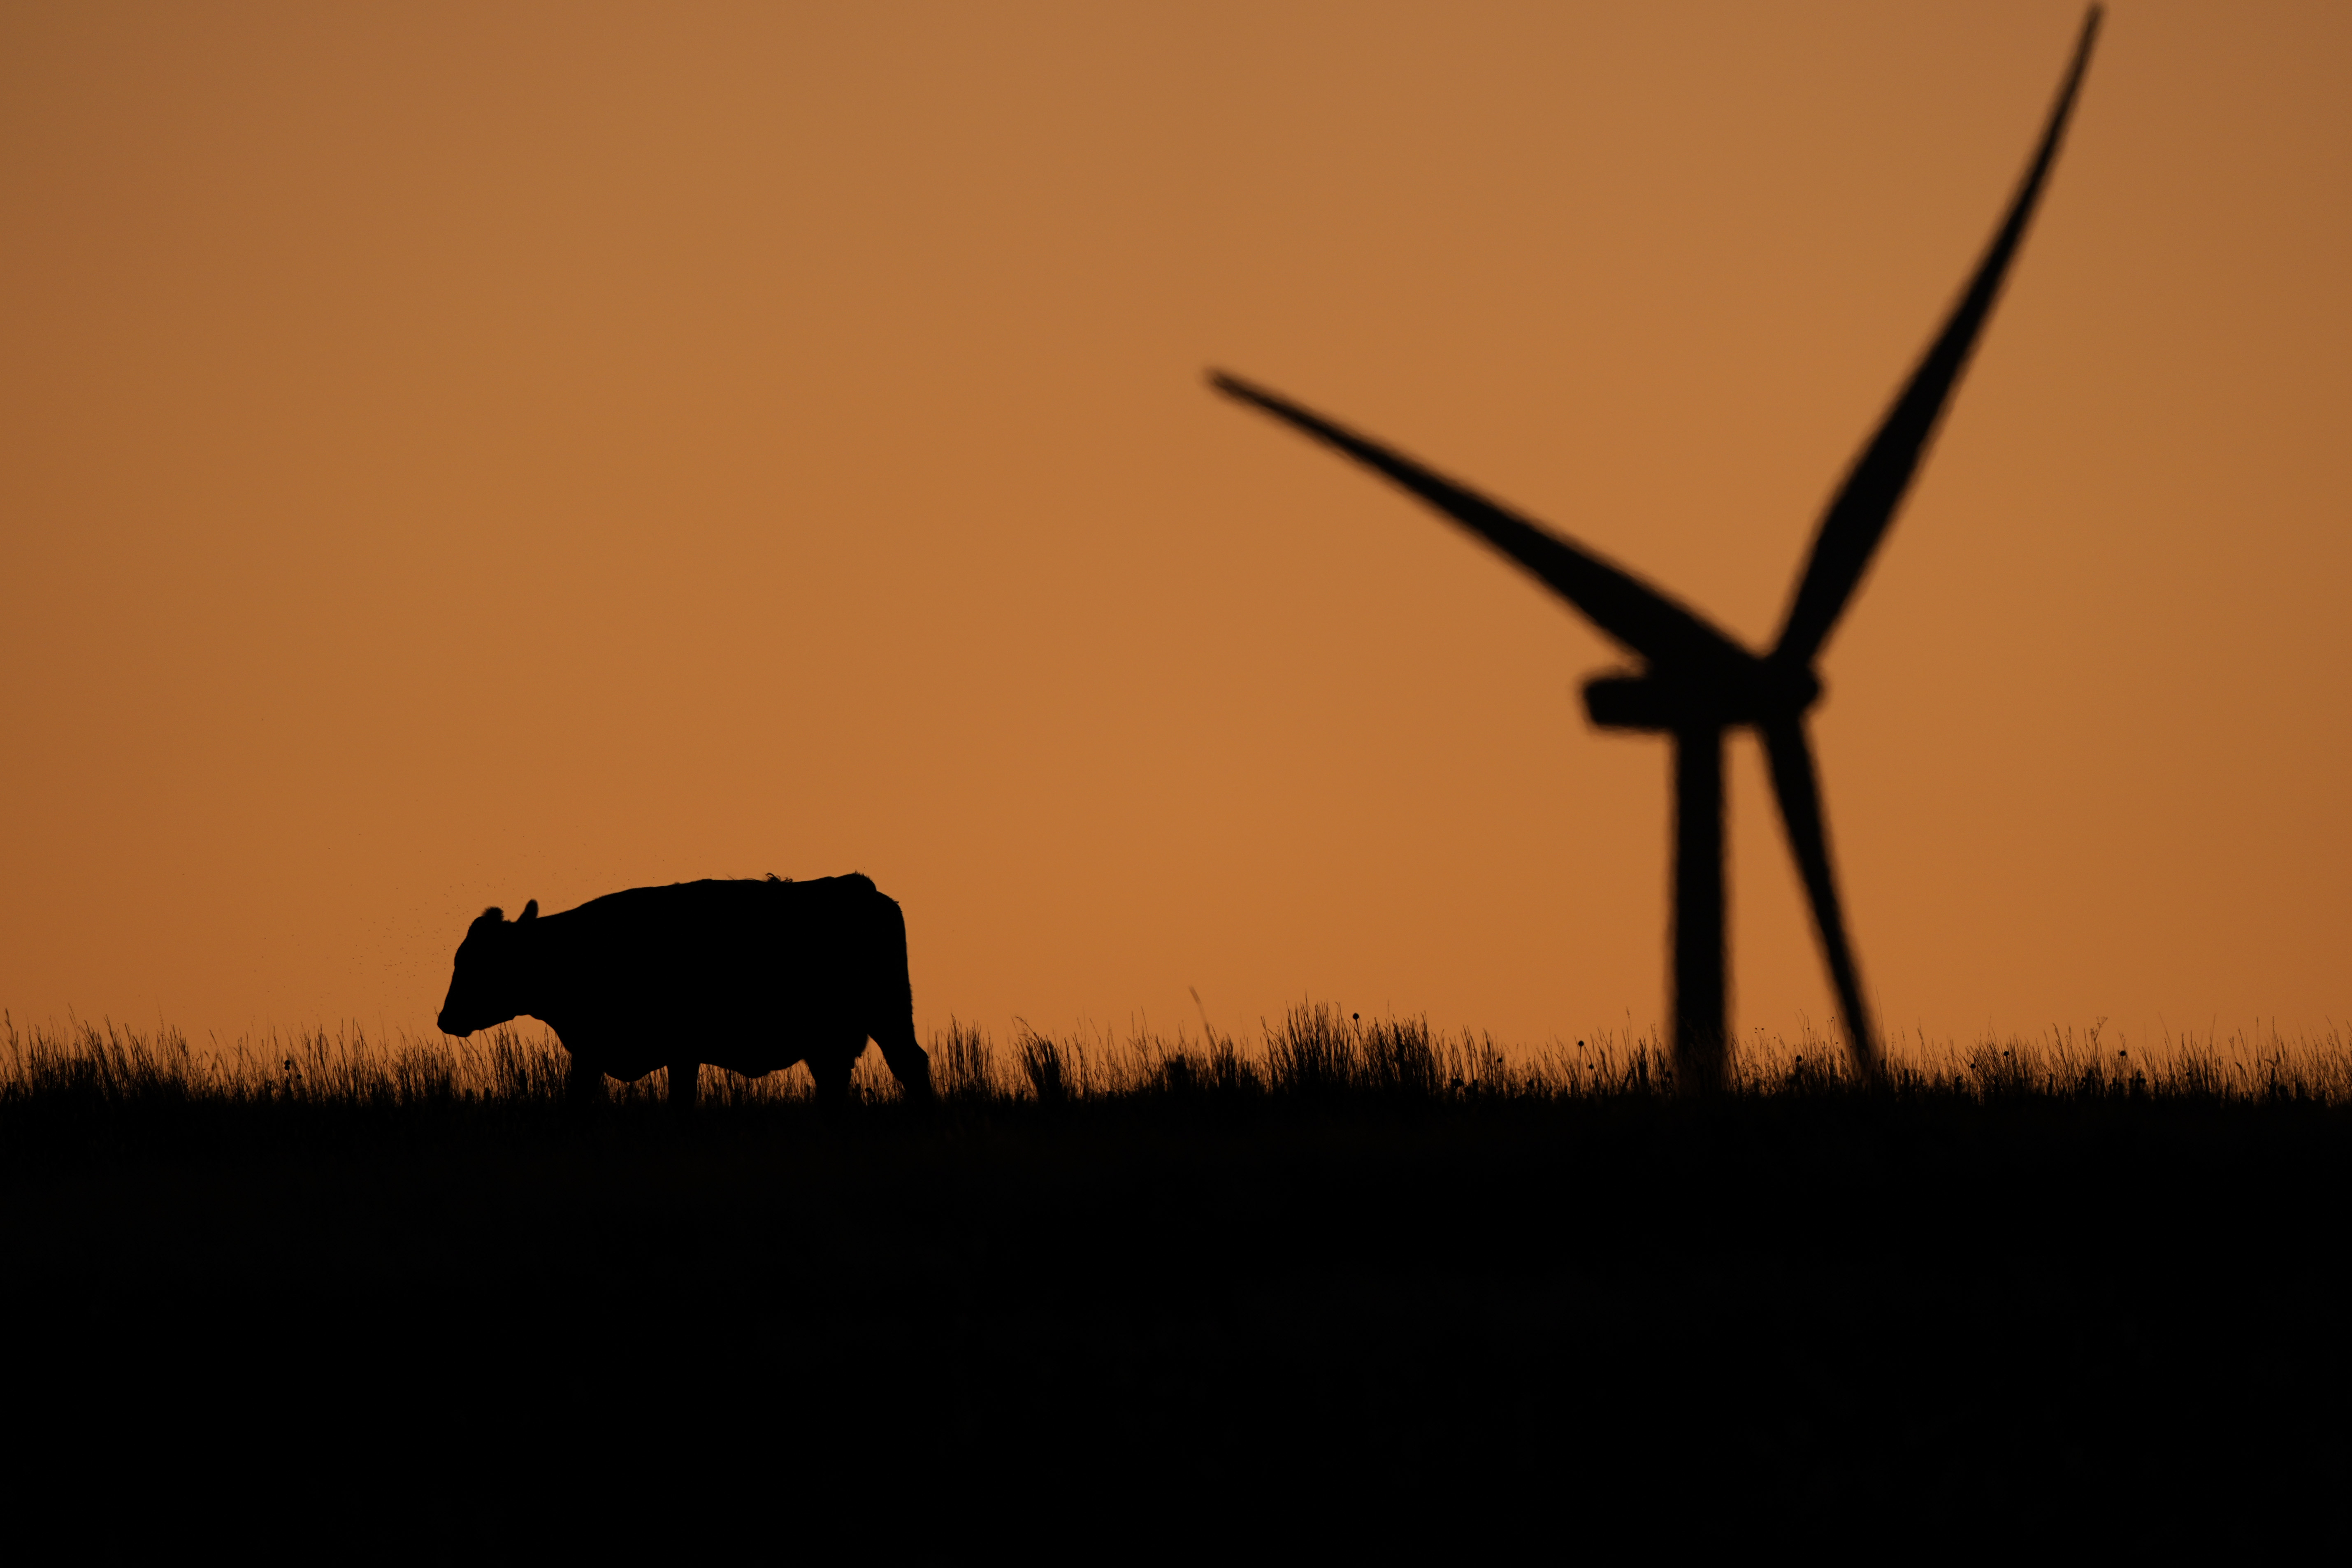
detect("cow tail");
top-left (867, 883), bottom-right (932, 1097)
top-left (873, 887), bottom-right (912, 1015)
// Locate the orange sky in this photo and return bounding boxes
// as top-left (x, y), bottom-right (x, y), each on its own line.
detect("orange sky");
top-left (4, 2), bottom-right (2347, 1054)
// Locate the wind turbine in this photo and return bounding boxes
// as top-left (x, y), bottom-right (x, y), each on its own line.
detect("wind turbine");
top-left (1213, 10), bottom-right (2100, 1090)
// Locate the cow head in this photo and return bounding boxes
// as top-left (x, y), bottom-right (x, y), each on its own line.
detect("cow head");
top-left (436, 900), bottom-right (539, 1036)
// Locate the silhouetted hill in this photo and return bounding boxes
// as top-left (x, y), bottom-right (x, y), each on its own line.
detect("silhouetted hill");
top-left (3, 1012), bottom-right (2344, 1550)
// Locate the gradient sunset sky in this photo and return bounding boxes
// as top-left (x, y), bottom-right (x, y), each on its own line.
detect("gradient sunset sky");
top-left (4, 2), bottom-right (2346, 1052)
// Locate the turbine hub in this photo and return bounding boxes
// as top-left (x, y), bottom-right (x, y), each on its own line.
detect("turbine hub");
top-left (1582, 662), bottom-right (1820, 732)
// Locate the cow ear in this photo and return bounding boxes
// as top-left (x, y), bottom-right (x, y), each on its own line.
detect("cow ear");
top-left (520, 900), bottom-right (539, 923)
top-left (477, 906), bottom-right (504, 927)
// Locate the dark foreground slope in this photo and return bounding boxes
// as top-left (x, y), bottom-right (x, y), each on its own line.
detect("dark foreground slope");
top-left (2, 1017), bottom-right (2347, 1550)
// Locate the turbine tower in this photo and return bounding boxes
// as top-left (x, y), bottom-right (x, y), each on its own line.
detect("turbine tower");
top-left (1214, 10), bottom-right (2100, 1089)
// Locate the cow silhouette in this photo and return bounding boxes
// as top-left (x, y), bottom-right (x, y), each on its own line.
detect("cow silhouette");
top-left (435, 872), bottom-right (933, 1107)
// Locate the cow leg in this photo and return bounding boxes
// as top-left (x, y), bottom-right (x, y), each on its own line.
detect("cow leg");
top-left (808, 1052), bottom-right (852, 1107)
top-left (566, 1055), bottom-right (606, 1106)
top-left (668, 1059), bottom-right (699, 1112)
top-left (873, 1022), bottom-right (933, 1103)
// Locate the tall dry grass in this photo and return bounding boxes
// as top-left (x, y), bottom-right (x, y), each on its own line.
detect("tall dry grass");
top-left (7, 1004), bottom-right (2349, 1112)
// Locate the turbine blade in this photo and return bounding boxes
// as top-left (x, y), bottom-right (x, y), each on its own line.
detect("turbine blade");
top-left (1772, 6), bottom-right (2101, 668)
top-left (1760, 713), bottom-right (1881, 1080)
top-left (1211, 370), bottom-right (1750, 673)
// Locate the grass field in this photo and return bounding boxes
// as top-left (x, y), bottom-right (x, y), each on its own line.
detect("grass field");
top-left (5, 1006), bottom-right (2348, 1548)
top-left (16, 1001), bottom-right (2347, 1108)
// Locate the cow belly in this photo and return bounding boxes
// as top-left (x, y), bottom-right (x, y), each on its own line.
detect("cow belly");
top-left (551, 999), bottom-right (866, 1083)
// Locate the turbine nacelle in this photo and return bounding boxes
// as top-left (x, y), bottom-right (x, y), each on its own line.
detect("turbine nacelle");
top-left (1582, 662), bottom-right (1822, 733)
